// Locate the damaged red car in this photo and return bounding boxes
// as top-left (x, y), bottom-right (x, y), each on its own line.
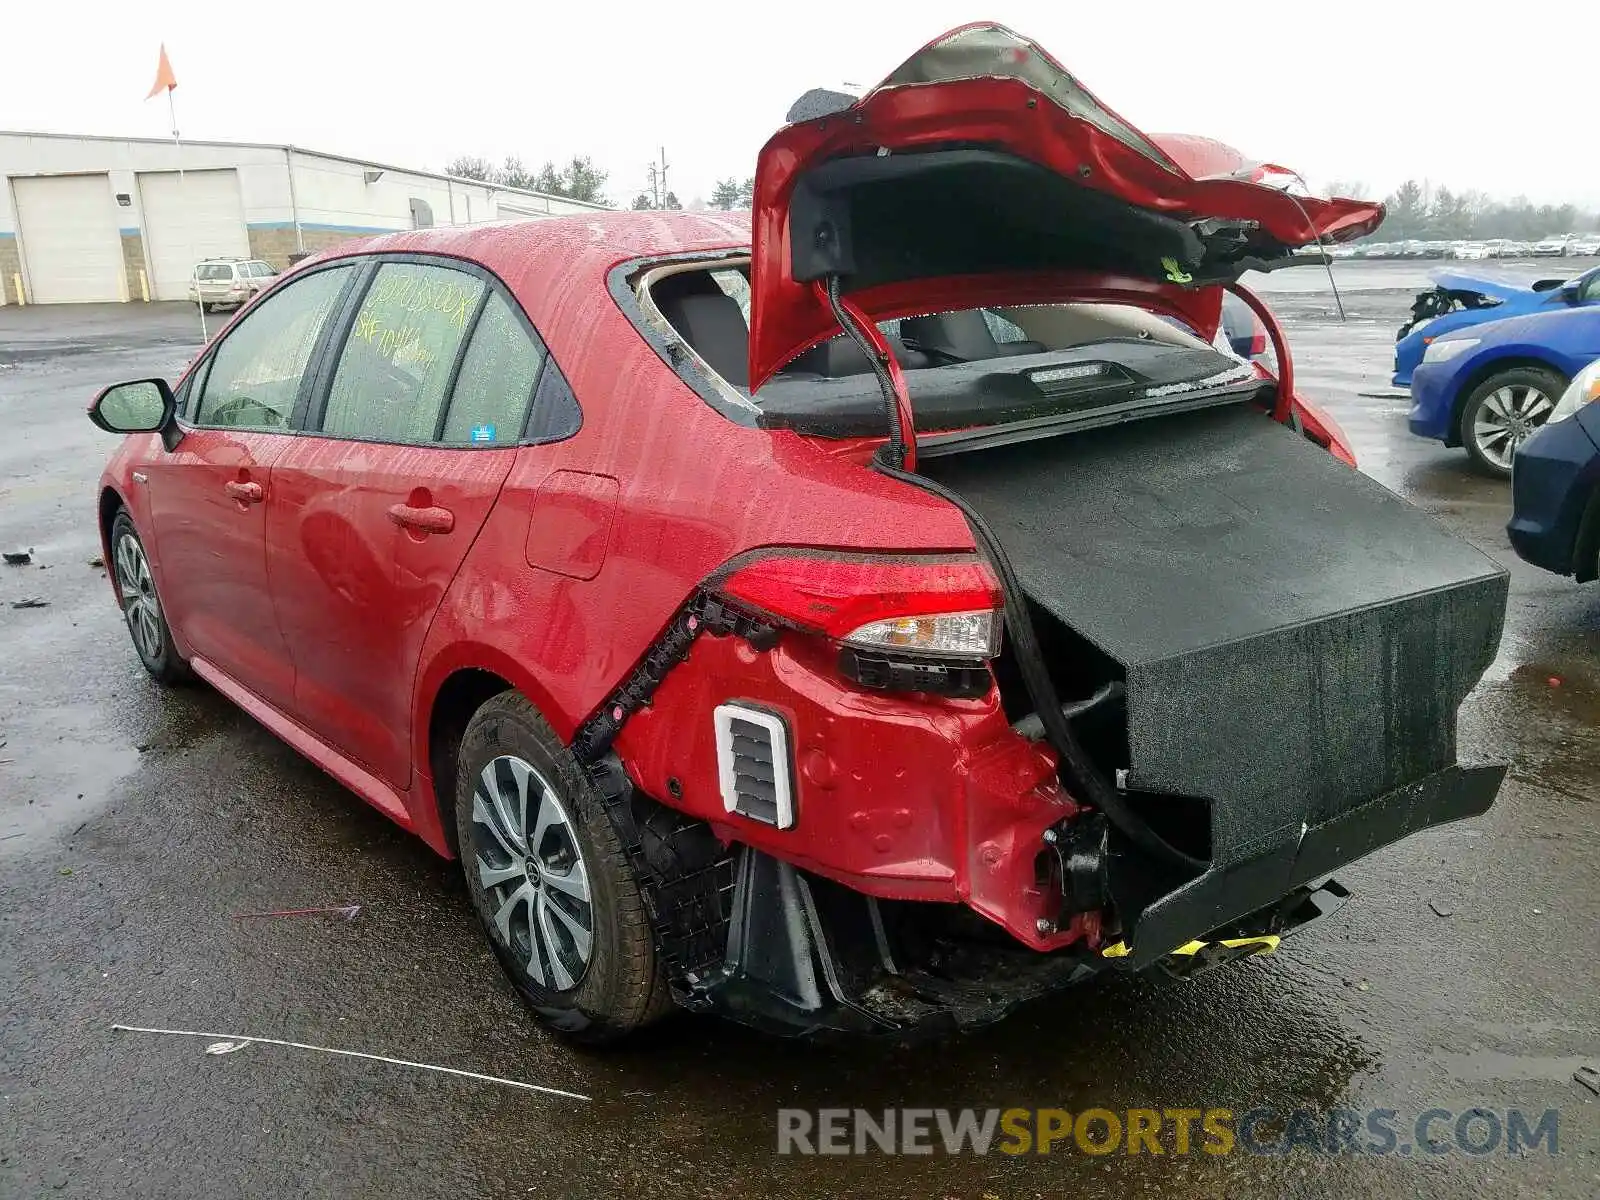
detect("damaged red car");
top-left (89, 24), bottom-right (1508, 1042)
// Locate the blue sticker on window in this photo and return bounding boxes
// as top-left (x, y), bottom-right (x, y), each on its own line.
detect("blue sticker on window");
top-left (470, 424), bottom-right (496, 443)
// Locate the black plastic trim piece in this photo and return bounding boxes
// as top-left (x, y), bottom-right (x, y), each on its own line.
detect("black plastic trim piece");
top-left (570, 593), bottom-right (778, 764)
top-left (432, 286), bottom-right (493, 442)
top-left (837, 645), bottom-right (991, 699)
top-left (589, 756), bottom-right (736, 982)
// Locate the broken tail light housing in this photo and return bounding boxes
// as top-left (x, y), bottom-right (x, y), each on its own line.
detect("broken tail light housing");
top-left (716, 552), bottom-right (1003, 696)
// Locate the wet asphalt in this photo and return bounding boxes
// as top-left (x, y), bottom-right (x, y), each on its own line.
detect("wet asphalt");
top-left (1, 262), bottom-right (1597, 1198)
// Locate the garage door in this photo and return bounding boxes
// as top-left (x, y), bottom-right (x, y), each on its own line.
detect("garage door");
top-left (12, 175), bottom-right (124, 304)
top-left (139, 169), bottom-right (249, 300)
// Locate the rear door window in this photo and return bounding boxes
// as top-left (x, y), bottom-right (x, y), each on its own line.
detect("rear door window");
top-left (193, 264), bottom-right (356, 430)
top-left (320, 262), bottom-right (485, 442)
top-left (440, 291), bottom-right (546, 444)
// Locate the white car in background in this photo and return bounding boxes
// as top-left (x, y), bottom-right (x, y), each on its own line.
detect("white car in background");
top-left (1565, 233), bottom-right (1600, 257)
top-left (187, 258), bottom-right (279, 311)
top-left (1532, 235), bottom-right (1571, 257)
top-left (1452, 242), bottom-right (1492, 260)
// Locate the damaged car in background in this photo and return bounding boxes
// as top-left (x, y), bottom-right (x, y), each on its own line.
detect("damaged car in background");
top-left (1393, 263), bottom-right (1600, 387)
top-left (86, 23), bottom-right (1509, 1042)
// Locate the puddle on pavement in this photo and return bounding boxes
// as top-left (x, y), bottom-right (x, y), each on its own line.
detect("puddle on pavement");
top-left (1462, 663), bottom-right (1600, 806)
top-left (1433, 1051), bottom-right (1594, 1084)
top-left (479, 963), bottom-right (1380, 1192)
top-left (0, 687), bottom-right (230, 854)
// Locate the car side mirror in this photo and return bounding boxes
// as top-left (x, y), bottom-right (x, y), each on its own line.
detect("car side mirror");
top-left (88, 379), bottom-right (176, 435)
top-left (1559, 281), bottom-right (1582, 302)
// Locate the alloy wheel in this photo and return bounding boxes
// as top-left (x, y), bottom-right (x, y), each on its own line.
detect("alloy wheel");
top-left (470, 755), bottom-right (594, 991)
top-left (1472, 384), bottom-right (1554, 469)
top-left (115, 532), bottom-right (164, 663)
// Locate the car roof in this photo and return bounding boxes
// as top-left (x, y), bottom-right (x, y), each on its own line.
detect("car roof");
top-left (320, 210), bottom-right (751, 272)
top-left (298, 209), bottom-right (748, 339)
top-left (290, 211), bottom-right (753, 395)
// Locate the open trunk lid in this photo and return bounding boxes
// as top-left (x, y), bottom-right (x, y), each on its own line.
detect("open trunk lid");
top-left (747, 23), bottom-right (1385, 389)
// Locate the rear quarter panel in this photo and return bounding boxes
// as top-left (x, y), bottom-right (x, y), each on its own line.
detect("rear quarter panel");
top-left (411, 333), bottom-right (975, 737)
top-left (408, 259), bottom-right (975, 850)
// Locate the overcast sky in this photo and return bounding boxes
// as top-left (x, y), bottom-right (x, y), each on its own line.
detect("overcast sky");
top-left (5, 0), bottom-right (1594, 210)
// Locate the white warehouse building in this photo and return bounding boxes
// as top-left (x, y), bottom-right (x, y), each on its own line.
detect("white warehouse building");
top-left (0, 131), bottom-right (607, 305)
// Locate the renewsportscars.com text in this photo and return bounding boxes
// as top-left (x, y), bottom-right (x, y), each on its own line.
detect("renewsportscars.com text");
top-left (776, 1107), bottom-right (1560, 1157)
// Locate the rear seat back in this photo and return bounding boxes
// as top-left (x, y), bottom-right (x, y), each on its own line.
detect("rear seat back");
top-left (656, 289), bottom-right (750, 387)
top-left (782, 333), bottom-right (930, 378)
top-left (902, 310), bottom-right (1045, 361)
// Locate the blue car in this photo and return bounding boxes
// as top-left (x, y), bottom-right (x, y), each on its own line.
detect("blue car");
top-left (1407, 302), bottom-right (1600, 476)
top-left (1394, 265), bottom-right (1600, 387)
top-left (1507, 360), bottom-right (1600, 579)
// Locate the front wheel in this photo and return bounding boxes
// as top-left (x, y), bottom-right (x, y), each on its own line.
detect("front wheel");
top-left (1459, 366), bottom-right (1566, 477)
top-left (110, 511), bottom-right (188, 684)
top-left (454, 692), bottom-right (671, 1044)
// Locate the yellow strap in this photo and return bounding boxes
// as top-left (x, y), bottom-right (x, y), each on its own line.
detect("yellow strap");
top-left (1161, 257), bottom-right (1193, 284)
top-left (1101, 934), bottom-right (1281, 959)
top-left (1218, 934), bottom-right (1281, 954)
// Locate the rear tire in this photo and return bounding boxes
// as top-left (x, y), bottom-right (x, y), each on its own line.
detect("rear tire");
top-left (1459, 366), bottom-right (1566, 478)
top-left (110, 511), bottom-right (189, 684)
top-left (454, 693), bottom-right (670, 1044)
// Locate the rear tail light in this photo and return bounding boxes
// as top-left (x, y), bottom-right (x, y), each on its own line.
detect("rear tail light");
top-left (716, 552), bottom-right (1004, 697)
top-left (844, 609), bottom-right (1001, 660)
top-left (718, 553), bottom-right (1002, 650)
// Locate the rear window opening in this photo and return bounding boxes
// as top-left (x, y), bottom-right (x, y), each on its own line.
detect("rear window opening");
top-left (640, 259), bottom-right (1267, 438)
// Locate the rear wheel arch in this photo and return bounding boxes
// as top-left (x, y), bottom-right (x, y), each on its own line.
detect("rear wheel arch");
top-left (1446, 355), bottom-right (1569, 446)
top-left (425, 667), bottom-right (516, 856)
top-left (418, 647), bottom-right (576, 855)
top-left (1572, 484), bottom-right (1600, 583)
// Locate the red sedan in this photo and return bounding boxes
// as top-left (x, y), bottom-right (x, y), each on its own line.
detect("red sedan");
top-left (88, 24), bottom-right (1507, 1042)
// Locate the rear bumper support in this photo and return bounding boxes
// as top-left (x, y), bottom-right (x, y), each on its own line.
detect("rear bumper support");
top-left (1110, 762), bottom-right (1504, 970)
top-left (681, 845), bottom-right (1363, 1038)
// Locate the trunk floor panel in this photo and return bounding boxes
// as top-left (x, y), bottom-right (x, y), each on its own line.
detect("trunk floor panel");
top-left (920, 403), bottom-right (1508, 867)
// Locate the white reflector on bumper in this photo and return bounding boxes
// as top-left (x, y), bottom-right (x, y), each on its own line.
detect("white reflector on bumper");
top-left (713, 704), bottom-right (794, 829)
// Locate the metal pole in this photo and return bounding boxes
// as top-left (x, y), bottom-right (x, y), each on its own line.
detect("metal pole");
top-left (168, 88), bottom-right (206, 341)
top-left (285, 146), bottom-right (303, 253)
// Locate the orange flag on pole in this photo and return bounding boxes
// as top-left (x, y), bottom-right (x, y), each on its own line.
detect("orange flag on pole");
top-left (145, 44), bottom-right (177, 99)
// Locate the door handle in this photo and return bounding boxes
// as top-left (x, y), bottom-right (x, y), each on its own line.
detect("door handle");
top-left (387, 503), bottom-right (455, 535)
top-left (224, 480), bottom-right (264, 504)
